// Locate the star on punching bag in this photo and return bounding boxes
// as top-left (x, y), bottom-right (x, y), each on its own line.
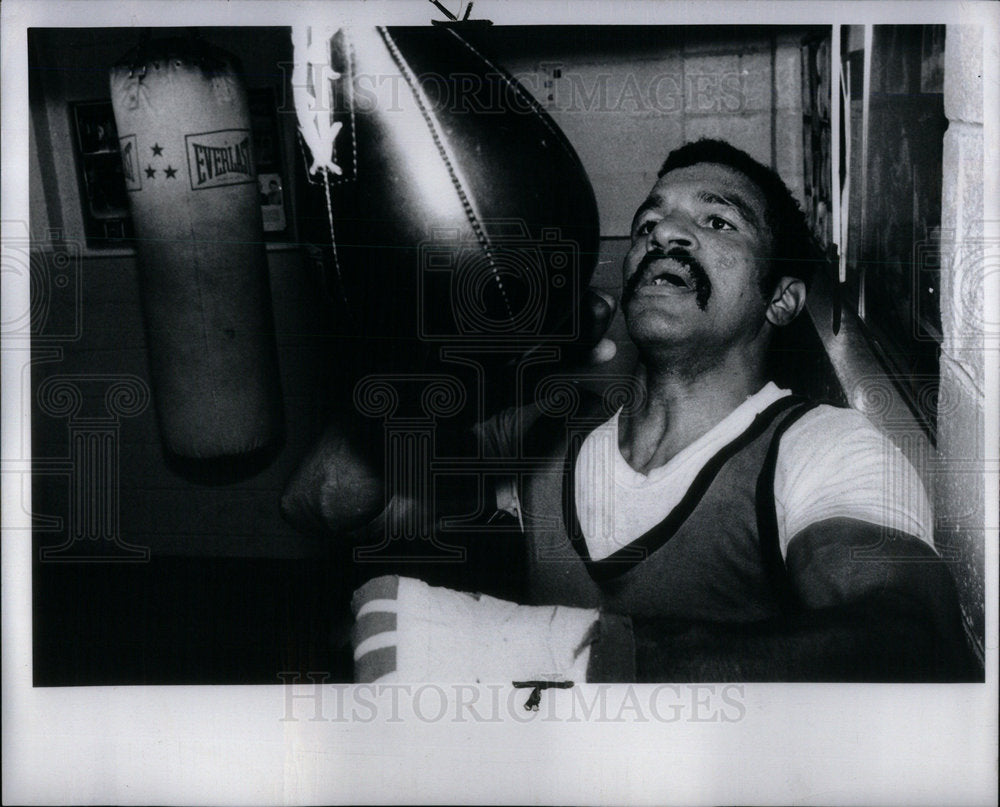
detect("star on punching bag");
top-left (110, 37), bottom-right (283, 462)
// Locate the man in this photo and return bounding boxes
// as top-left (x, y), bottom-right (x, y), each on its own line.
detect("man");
top-left (350, 139), bottom-right (976, 682)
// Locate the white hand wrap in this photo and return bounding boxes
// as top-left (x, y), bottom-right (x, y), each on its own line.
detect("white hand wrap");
top-left (352, 576), bottom-right (599, 683)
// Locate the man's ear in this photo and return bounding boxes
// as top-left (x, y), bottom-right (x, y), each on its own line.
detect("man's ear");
top-left (765, 277), bottom-right (807, 327)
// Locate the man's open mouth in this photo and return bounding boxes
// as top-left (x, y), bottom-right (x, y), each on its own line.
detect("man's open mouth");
top-left (622, 250), bottom-right (711, 310)
top-left (640, 258), bottom-right (694, 291)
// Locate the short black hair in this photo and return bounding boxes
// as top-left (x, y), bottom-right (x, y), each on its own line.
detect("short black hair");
top-left (658, 138), bottom-right (823, 294)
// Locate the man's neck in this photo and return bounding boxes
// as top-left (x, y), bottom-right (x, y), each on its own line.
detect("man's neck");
top-left (618, 355), bottom-right (768, 475)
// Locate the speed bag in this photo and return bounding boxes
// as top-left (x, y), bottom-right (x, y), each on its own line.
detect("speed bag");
top-left (110, 38), bottom-right (282, 459)
top-left (293, 25), bottom-right (600, 375)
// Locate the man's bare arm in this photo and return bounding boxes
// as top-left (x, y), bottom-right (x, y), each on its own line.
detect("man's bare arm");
top-left (589, 520), bottom-right (980, 682)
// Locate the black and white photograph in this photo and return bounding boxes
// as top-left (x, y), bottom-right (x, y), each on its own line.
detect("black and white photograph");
top-left (2, 0), bottom-right (997, 804)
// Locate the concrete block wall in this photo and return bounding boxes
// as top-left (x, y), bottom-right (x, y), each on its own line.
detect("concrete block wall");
top-left (496, 27), bottom-right (812, 236)
top-left (936, 25), bottom-right (987, 655)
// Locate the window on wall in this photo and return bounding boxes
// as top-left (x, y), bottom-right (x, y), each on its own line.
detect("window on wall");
top-left (70, 87), bottom-right (292, 249)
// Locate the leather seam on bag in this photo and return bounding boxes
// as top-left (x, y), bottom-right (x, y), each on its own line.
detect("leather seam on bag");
top-left (377, 25), bottom-right (513, 321)
top-left (443, 27), bottom-right (561, 143)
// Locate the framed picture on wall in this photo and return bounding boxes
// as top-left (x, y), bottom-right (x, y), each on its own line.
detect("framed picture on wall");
top-left (70, 100), bottom-right (135, 247)
top-left (258, 172), bottom-right (287, 232)
top-left (247, 86), bottom-right (291, 240)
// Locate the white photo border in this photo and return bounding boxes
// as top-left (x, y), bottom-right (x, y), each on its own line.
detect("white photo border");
top-left (3, 1), bottom-right (997, 804)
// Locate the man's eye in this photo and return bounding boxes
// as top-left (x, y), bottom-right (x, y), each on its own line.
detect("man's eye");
top-left (634, 220), bottom-right (656, 236)
top-left (707, 215), bottom-right (735, 231)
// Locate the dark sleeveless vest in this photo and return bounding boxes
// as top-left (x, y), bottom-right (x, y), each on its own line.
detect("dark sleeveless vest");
top-left (520, 395), bottom-right (819, 623)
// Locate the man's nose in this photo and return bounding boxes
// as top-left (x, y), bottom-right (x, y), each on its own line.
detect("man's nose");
top-left (649, 214), bottom-right (697, 252)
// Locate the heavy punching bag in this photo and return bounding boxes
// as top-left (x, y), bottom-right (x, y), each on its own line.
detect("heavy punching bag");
top-left (110, 37), bottom-right (282, 460)
top-left (293, 24), bottom-right (601, 384)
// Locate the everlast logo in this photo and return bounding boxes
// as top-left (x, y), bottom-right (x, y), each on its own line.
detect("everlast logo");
top-left (184, 129), bottom-right (254, 190)
top-left (192, 138), bottom-right (252, 184)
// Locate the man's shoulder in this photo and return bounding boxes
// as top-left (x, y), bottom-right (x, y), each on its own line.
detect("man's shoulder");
top-left (781, 401), bottom-right (884, 449)
top-left (773, 399), bottom-right (922, 505)
top-left (774, 400), bottom-right (934, 547)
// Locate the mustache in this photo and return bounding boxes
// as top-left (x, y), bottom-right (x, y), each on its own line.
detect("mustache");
top-left (622, 248), bottom-right (712, 311)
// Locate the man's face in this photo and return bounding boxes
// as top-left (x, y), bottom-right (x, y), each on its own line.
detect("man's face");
top-left (622, 162), bottom-right (775, 356)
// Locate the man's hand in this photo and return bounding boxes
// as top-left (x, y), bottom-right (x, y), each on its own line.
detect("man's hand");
top-left (351, 575), bottom-right (600, 683)
top-left (279, 414), bottom-right (386, 538)
top-left (279, 286), bottom-right (619, 539)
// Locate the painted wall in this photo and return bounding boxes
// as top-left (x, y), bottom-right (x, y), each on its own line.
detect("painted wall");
top-left (492, 26), bottom-right (810, 236)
